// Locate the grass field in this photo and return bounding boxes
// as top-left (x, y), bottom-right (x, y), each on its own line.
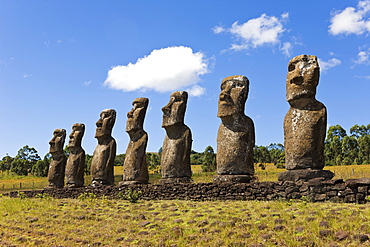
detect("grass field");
top-left (1, 164), bottom-right (370, 246)
top-left (1, 164), bottom-right (370, 193)
top-left (0, 196), bottom-right (370, 246)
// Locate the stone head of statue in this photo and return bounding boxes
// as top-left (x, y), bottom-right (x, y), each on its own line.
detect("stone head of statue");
top-left (95, 109), bottom-right (116, 138)
top-left (68, 123), bottom-right (85, 149)
top-left (162, 91), bottom-right (188, 128)
top-left (126, 97), bottom-right (149, 133)
top-left (286, 54), bottom-right (320, 103)
top-left (217, 75), bottom-right (249, 118)
top-left (49, 129), bottom-right (66, 154)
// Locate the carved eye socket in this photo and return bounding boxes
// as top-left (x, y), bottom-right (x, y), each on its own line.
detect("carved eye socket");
top-left (288, 64), bottom-right (295, 72)
top-left (235, 82), bottom-right (244, 88)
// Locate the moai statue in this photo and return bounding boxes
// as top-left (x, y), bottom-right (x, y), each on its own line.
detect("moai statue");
top-left (278, 54), bottom-right (334, 182)
top-left (214, 75), bottom-right (255, 183)
top-left (46, 129), bottom-right (67, 188)
top-left (65, 123), bottom-right (86, 188)
top-left (160, 91), bottom-right (192, 183)
top-left (119, 98), bottom-right (149, 185)
top-left (91, 109), bottom-right (117, 186)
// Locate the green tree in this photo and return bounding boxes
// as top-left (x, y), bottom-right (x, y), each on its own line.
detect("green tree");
top-left (341, 135), bottom-right (359, 165)
top-left (351, 124), bottom-right (370, 164)
top-left (201, 146), bottom-right (216, 172)
top-left (31, 153), bottom-right (51, 177)
top-left (190, 150), bottom-right (202, 166)
top-left (146, 153), bottom-right (160, 174)
top-left (114, 154), bottom-right (125, 166)
top-left (253, 146), bottom-right (270, 164)
top-left (0, 154), bottom-right (14, 172)
top-left (268, 143), bottom-right (285, 166)
top-left (10, 145), bottom-right (41, 175)
top-left (325, 125), bottom-right (347, 166)
top-left (84, 154), bottom-right (93, 175)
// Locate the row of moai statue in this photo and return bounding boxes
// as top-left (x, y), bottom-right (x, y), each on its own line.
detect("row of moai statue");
top-left (46, 54), bottom-right (334, 188)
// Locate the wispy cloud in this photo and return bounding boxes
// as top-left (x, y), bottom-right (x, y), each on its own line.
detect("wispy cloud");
top-left (213, 13), bottom-right (289, 53)
top-left (318, 58), bottom-right (341, 72)
top-left (280, 42), bottom-right (293, 57)
top-left (353, 47), bottom-right (370, 65)
top-left (355, 75), bottom-right (370, 79)
top-left (0, 60), bottom-right (7, 66)
top-left (104, 46), bottom-right (211, 97)
top-left (329, 0), bottom-right (370, 36)
top-left (84, 81), bottom-right (92, 86)
top-left (23, 74), bottom-right (32, 78)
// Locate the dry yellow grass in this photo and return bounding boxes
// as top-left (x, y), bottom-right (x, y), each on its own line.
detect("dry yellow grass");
top-left (1, 164), bottom-right (370, 192)
top-left (1, 197), bottom-right (370, 246)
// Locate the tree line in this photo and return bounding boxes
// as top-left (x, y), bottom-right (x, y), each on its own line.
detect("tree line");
top-left (0, 124), bottom-right (368, 177)
top-left (325, 124), bottom-right (370, 166)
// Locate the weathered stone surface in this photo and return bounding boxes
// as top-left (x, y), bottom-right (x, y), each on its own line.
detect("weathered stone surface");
top-left (345, 177), bottom-right (370, 187)
top-left (215, 75), bottom-right (255, 183)
top-left (46, 129), bottom-right (67, 188)
top-left (279, 169), bottom-right (334, 182)
top-left (65, 123), bottom-right (85, 188)
top-left (91, 109), bottom-right (117, 186)
top-left (160, 91), bottom-right (192, 183)
top-left (120, 98), bottom-right (149, 185)
top-left (281, 54), bottom-right (333, 181)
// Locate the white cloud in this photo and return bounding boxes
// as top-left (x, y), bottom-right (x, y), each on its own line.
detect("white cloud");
top-left (280, 42), bottom-right (293, 57)
top-left (214, 13), bottom-right (289, 52)
top-left (23, 74), bottom-right (32, 78)
top-left (354, 48), bottom-right (370, 64)
top-left (318, 58), bottom-right (341, 72)
top-left (84, 81), bottom-right (92, 86)
top-left (104, 46), bottom-right (210, 96)
top-left (212, 26), bottom-right (225, 34)
top-left (329, 0), bottom-right (370, 35)
top-left (355, 75), bottom-right (370, 79)
top-left (186, 85), bottom-right (205, 97)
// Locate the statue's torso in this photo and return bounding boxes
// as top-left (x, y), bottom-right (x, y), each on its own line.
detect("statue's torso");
top-left (65, 150), bottom-right (85, 185)
top-left (217, 116), bottom-right (255, 175)
top-left (284, 106), bottom-right (327, 170)
top-left (161, 126), bottom-right (192, 178)
top-left (123, 132), bottom-right (148, 182)
top-left (91, 138), bottom-right (116, 184)
top-left (48, 155), bottom-right (67, 187)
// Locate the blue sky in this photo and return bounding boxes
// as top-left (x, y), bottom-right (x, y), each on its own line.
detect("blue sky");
top-left (1, 0), bottom-right (369, 158)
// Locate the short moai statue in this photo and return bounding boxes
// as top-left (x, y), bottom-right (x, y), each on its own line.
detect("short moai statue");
top-left (65, 123), bottom-right (86, 188)
top-left (278, 54), bottom-right (334, 182)
top-left (91, 109), bottom-right (117, 186)
top-left (160, 91), bottom-right (192, 184)
top-left (214, 75), bottom-right (255, 183)
top-left (46, 129), bottom-right (67, 188)
top-left (120, 98), bottom-right (149, 185)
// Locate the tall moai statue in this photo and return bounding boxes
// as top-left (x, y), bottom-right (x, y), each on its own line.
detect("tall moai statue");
top-left (91, 109), bottom-right (117, 186)
top-left (160, 91), bottom-right (192, 183)
top-left (65, 123), bottom-right (86, 188)
top-left (214, 75), bottom-right (255, 183)
top-left (278, 54), bottom-right (334, 182)
top-left (120, 98), bottom-right (149, 185)
top-left (46, 129), bottom-right (67, 188)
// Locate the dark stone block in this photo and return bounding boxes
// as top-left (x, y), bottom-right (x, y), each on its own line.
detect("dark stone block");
top-left (278, 169), bottom-right (334, 182)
